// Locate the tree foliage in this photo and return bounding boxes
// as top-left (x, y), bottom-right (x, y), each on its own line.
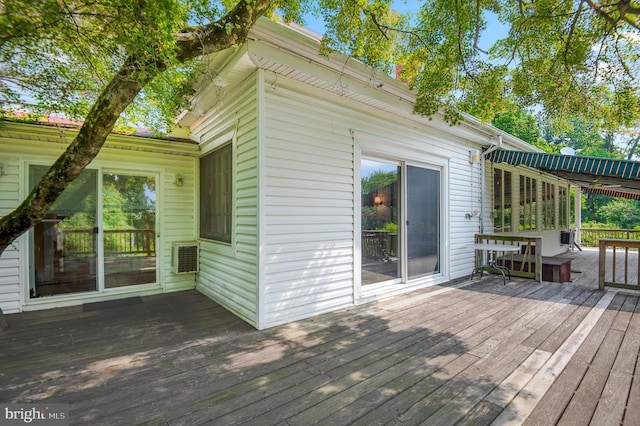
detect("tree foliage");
top-left (543, 117), bottom-right (624, 158)
top-left (4, 1), bottom-right (640, 131)
top-left (492, 108), bottom-right (556, 152)
top-left (316, 0), bottom-right (640, 128)
top-left (361, 170), bottom-right (397, 194)
top-left (596, 198), bottom-right (640, 229)
top-left (0, 0), bottom-right (280, 254)
top-left (0, 0), bottom-right (289, 130)
top-left (2, 0), bottom-right (640, 255)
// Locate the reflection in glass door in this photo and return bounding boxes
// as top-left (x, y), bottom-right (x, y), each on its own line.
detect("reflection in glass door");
top-left (361, 159), bottom-right (441, 286)
top-left (103, 174), bottom-right (156, 288)
top-left (407, 166), bottom-right (440, 279)
top-left (29, 166), bottom-right (98, 297)
top-left (361, 159), bottom-right (400, 285)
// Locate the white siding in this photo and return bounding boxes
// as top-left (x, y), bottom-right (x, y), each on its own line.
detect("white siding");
top-left (261, 84), bottom-right (355, 328)
top-left (191, 76), bottom-right (260, 328)
top-left (0, 122), bottom-right (198, 313)
top-left (260, 73), bottom-right (485, 327)
top-left (0, 154), bottom-right (21, 313)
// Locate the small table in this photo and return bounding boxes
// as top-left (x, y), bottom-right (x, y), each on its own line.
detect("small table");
top-left (467, 243), bottom-right (522, 285)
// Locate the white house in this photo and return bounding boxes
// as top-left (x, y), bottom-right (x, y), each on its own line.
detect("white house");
top-left (0, 18), bottom-right (578, 329)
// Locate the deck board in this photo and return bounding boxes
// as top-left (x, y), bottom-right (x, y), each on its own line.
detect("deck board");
top-left (2, 250), bottom-right (640, 425)
top-left (557, 329), bottom-right (625, 425)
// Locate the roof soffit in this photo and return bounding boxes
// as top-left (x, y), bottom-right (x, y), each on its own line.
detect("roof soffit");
top-left (181, 18), bottom-right (539, 150)
top-left (177, 46), bottom-right (256, 128)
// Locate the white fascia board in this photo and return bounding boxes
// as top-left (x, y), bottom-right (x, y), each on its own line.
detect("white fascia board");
top-left (183, 17), bottom-right (538, 152)
top-left (177, 46), bottom-right (256, 128)
top-left (249, 19), bottom-right (537, 150)
top-left (250, 19), bottom-right (415, 102)
top-left (246, 38), bottom-right (496, 145)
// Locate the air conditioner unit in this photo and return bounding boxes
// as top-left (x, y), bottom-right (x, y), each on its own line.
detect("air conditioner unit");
top-left (171, 242), bottom-right (199, 274)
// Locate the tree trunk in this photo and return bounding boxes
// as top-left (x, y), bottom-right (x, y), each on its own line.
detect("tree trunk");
top-left (0, 56), bottom-right (151, 253)
top-left (0, 0), bottom-right (273, 326)
top-left (0, 0), bottom-right (272, 253)
top-left (627, 135), bottom-right (640, 160)
top-left (0, 56), bottom-right (152, 329)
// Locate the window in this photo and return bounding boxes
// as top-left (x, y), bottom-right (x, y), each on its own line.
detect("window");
top-left (200, 143), bottom-right (232, 243)
top-left (559, 185), bottom-right (569, 228)
top-left (519, 175), bottom-right (537, 230)
top-left (493, 166), bottom-right (571, 233)
top-left (493, 168), bottom-right (512, 232)
top-left (542, 182), bottom-right (555, 229)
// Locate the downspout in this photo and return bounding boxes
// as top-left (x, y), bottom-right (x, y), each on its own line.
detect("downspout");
top-left (479, 135), bottom-right (502, 234)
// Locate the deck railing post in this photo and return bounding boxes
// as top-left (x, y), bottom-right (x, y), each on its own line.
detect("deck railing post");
top-left (598, 239), bottom-right (606, 290)
top-left (534, 237), bottom-right (542, 282)
top-left (599, 238), bottom-right (640, 291)
top-left (625, 246), bottom-right (629, 284)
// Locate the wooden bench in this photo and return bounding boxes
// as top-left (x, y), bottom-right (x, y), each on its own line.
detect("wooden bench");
top-left (500, 254), bottom-right (572, 283)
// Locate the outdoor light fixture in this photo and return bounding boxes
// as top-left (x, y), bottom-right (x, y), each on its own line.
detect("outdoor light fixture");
top-left (374, 196), bottom-right (383, 206)
top-left (175, 174), bottom-right (184, 186)
top-left (465, 210), bottom-right (480, 219)
top-left (469, 149), bottom-right (481, 164)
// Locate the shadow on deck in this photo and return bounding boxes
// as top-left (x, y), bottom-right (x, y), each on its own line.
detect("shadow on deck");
top-left (1, 271), bottom-right (639, 425)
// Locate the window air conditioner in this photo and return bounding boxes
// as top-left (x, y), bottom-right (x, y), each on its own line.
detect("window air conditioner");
top-left (171, 242), bottom-right (199, 274)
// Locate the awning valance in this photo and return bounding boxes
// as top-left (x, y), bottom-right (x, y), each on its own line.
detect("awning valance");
top-left (486, 148), bottom-right (640, 201)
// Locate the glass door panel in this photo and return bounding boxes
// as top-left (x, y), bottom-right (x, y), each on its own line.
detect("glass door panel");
top-left (407, 166), bottom-right (440, 279)
top-left (29, 166), bottom-right (98, 297)
top-left (103, 174), bottom-right (156, 288)
top-left (361, 160), bottom-right (400, 285)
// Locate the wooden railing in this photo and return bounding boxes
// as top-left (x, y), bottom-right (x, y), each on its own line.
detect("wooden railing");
top-left (580, 228), bottom-right (640, 247)
top-left (63, 229), bottom-right (156, 257)
top-left (474, 234), bottom-right (543, 282)
top-left (362, 230), bottom-right (397, 261)
top-left (104, 230), bottom-right (155, 256)
top-left (598, 239), bottom-right (640, 291)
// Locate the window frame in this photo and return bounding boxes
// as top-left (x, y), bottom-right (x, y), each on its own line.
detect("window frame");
top-left (558, 185), bottom-right (569, 228)
top-left (542, 181), bottom-right (555, 229)
top-left (519, 175), bottom-right (537, 231)
top-left (493, 167), bottom-right (512, 232)
top-left (199, 140), bottom-right (234, 244)
top-left (493, 163), bottom-right (572, 233)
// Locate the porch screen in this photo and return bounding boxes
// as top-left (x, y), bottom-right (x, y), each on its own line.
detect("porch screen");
top-left (200, 143), bottom-right (232, 243)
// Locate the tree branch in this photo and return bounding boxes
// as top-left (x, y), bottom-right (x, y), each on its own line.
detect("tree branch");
top-left (585, 0), bottom-right (640, 30)
top-left (175, 0), bottom-right (273, 61)
top-left (0, 0), bottom-right (274, 253)
top-left (0, 55), bottom-right (150, 252)
top-left (473, 0), bottom-right (489, 54)
top-left (366, 11), bottom-right (390, 40)
top-left (563, 1), bottom-right (585, 74)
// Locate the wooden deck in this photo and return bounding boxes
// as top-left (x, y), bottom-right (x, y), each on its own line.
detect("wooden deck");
top-left (1, 249), bottom-right (639, 425)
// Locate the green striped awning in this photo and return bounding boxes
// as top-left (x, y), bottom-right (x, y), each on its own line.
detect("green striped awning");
top-left (486, 148), bottom-right (640, 200)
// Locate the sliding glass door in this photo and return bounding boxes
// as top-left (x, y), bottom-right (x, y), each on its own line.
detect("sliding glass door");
top-left (361, 159), bottom-right (441, 285)
top-left (29, 166), bottom-right (98, 297)
top-left (406, 165), bottom-right (440, 279)
top-left (103, 173), bottom-right (156, 288)
top-left (29, 167), bottom-right (157, 299)
top-left (361, 159), bottom-right (400, 285)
